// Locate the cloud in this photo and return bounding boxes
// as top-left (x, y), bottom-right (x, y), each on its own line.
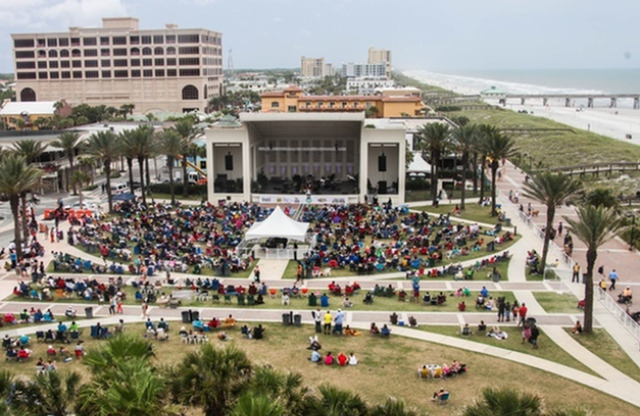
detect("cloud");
top-left (0, 0), bottom-right (128, 30)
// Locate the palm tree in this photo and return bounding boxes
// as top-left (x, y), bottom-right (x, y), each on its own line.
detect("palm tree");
top-left (479, 126), bottom-right (517, 216)
top-left (132, 124), bottom-right (156, 205)
top-left (71, 171), bottom-right (91, 209)
top-left (82, 334), bottom-right (155, 374)
top-left (159, 129), bottom-right (183, 205)
top-left (304, 385), bottom-right (368, 416)
top-left (174, 118), bottom-right (204, 197)
top-left (564, 205), bottom-right (622, 333)
top-left (119, 130), bottom-right (137, 195)
top-left (11, 371), bottom-right (81, 416)
top-left (169, 344), bottom-right (252, 416)
top-left (0, 370), bottom-right (15, 415)
top-left (0, 155), bottom-right (42, 260)
top-left (248, 366), bottom-right (310, 416)
top-left (51, 132), bottom-right (82, 194)
top-left (463, 387), bottom-right (542, 416)
top-left (523, 172), bottom-right (582, 273)
top-left (85, 131), bottom-right (121, 212)
top-left (370, 397), bottom-right (421, 416)
top-left (453, 124), bottom-right (479, 210)
top-left (12, 139), bottom-right (48, 240)
top-left (417, 122), bottom-right (452, 204)
top-left (231, 394), bottom-right (284, 416)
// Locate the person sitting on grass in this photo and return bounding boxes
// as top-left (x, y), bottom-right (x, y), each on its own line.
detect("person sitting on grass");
top-left (324, 351), bottom-right (334, 365)
top-left (223, 314), bottom-right (236, 329)
top-left (431, 388), bottom-right (449, 402)
top-left (253, 324), bottom-right (265, 340)
top-left (487, 326), bottom-right (508, 340)
top-left (460, 323), bottom-right (471, 336)
top-left (477, 320), bottom-right (487, 333)
top-left (344, 325), bottom-right (361, 336)
top-left (458, 301), bottom-right (466, 312)
top-left (217, 331), bottom-right (228, 341)
top-left (571, 320), bottom-right (583, 335)
top-left (370, 322), bottom-right (380, 335)
top-left (309, 349), bottom-right (322, 364)
top-left (337, 352), bottom-right (348, 366)
top-left (380, 324), bottom-right (391, 338)
top-left (418, 365), bottom-right (429, 379)
top-left (348, 352), bottom-right (358, 366)
top-left (307, 335), bottom-right (322, 351)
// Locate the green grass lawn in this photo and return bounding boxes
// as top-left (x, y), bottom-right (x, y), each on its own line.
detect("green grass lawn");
top-left (424, 325), bottom-right (595, 377)
top-left (533, 291), bottom-right (580, 314)
top-left (564, 327), bottom-right (640, 383)
top-left (525, 265), bottom-right (560, 281)
top-left (3, 320), bottom-right (637, 415)
top-left (413, 203), bottom-right (500, 225)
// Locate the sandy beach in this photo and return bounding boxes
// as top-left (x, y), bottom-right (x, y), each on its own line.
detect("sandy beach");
top-left (404, 70), bottom-right (640, 144)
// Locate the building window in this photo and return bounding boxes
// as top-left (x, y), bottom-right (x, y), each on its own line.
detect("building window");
top-left (59, 38), bottom-right (69, 46)
top-left (61, 71), bottom-right (71, 79)
top-left (153, 35), bottom-right (164, 44)
top-left (130, 47), bottom-right (140, 56)
top-left (167, 47), bottom-right (176, 55)
top-left (47, 38), bottom-right (57, 47)
top-left (15, 51), bottom-right (34, 59)
top-left (101, 60), bottom-right (110, 67)
top-left (271, 101), bottom-right (280, 108)
top-left (113, 48), bottom-right (127, 56)
top-left (166, 35), bottom-right (176, 43)
top-left (37, 61), bottom-right (47, 69)
top-left (178, 46), bottom-right (199, 55)
top-left (112, 36), bottom-right (127, 45)
top-left (71, 38), bottom-right (80, 46)
top-left (72, 60), bottom-right (82, 68)
top-left (178, 34), bottom-right (199, 43)
top-left (130, 59), bottom-right (140, 66)
top-left (154, 46), bottom-right (164, 55)
top-left (288, 106), bottom-right (296, 112)
top-left (60, 61), bottom-right (70, 68)
top-left (84, 49), bottom-right (98, 57)
top-left (143, 69), bottom-right (152, 77)
top-left (179, 68), bottom-right (200, 76)
top-left (36, 38), bottom-right (45, 47)
top-left (48, 50), bottom-right (58, 58)
top-left (131, 69), bottom-right (140, 77)
top-left (129, 36), bottom-right (139, 45)
top-left (114, 70), bottom-right (128, 78)
top-left (100, 37), bottom-right (109, 45)
top-left (155, 69), bottom-right (165, 77)
top-left (167, 69), bottom-right (177, 77)
top-left (73, 71), bottom-right (82, 78)
top-left (50, 72), bottom-right (59, 79)
top-left (72, 49), bottom-right (81, 57)
top-left (141, 36), bottom-right (152, 45)
top-left (49, 61), bottom-right (58, 68)
top-left (14, 39), bottom-right (35, 48)
top-left (179, 57), bottom-right (200, 66)
top-left (85, 71), bottom-right (99, 78)
top-left (155, 58), bottom-right (164, 66)
top-left (142, 47), bottom-right (152, 56)
top-left (182, 85), bottom-right (199, 100)
top-left (38, 50), bottom-right (46, 58)
top-left (143, 59), bottom-right (152, 66)
top-left (102, 70), bottom-right (111, 78)
top-left (20, 88), bottom-right (37, 101)
top-left (114, 59), bottom-right (127, 67)
top-left (16, 62), bottom-right (36, 69)
top-left (83, 37), bottom-right (97, 46)
top-left (85, 60), bottom-right (98, 68)
top-left (101, 49), bottom-right (110, 57)
top-left (167, 58), bottom-right (176, 66)
top-left (38, 72), bottom-right (48, 79)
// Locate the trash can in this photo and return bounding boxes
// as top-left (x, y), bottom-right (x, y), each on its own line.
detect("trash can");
top-left (182, 311), bottom-right (191, 323)
top-left (190, 310), bottom-right (199, 322)
top-left (85, 307), bottom-right (93, 319)
top-left (282, 313), bottom-right (292, 326)
top-left (294, 314), bottom-right (302, 327)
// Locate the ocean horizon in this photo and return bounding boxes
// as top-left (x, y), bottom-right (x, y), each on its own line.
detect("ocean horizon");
top-left (403, 68), bottom-right (640, 97)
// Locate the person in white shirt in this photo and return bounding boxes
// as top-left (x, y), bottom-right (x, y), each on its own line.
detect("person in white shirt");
top-left (348, 352), bottom-right (358, 366)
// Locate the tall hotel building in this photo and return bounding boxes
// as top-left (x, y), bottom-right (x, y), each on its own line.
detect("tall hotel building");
top-left (11, 17), bottom-right (223, 113)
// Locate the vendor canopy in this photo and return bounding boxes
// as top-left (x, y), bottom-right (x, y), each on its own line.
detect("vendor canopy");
top-left (244, 206), bottom-right (309, 242)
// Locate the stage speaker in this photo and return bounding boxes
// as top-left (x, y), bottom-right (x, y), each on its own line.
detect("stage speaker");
top-left (225, 152), bottom-right (234, 171)
top-left (378, 153), bottom-right (387, 172)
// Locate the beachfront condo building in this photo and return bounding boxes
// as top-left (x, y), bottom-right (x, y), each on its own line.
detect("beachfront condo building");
top-left (367, 47), bottom-right (392, 78)
top-left (300, 56), bottom-right (326, 78)
top-left (11, 17), bottom-right (223, 114)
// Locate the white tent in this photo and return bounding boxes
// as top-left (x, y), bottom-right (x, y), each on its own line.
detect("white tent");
top-left (244, 206), bottom-right (310, 242)
top-left (407, 152), bottom-right (432, 175)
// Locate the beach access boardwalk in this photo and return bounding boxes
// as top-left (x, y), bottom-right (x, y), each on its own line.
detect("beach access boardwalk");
top-left (1, 163), bottom-right (640, 408)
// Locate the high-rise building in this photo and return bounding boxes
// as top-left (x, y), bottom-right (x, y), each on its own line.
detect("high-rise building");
top-left (300, 56), bottom-right (325, 78)
top-left (367, 47), bottom-right (392, 78)
top-left (11, 17), bottom-right (223, 113)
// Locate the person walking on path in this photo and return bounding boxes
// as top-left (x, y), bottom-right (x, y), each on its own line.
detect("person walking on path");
top-left (253, 265), bottom-right (260, 283)
top-left (598, 265), bottom-right (604, 279)
top-left (608, 269), bottom-right (619, 291)
top-left (518, 303), bottom-right (528, 327)
top-left (572, 263), bottom-right (581, 283)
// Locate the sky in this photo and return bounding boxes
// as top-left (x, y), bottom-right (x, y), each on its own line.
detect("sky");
top-left (0, 0), bottom-right (639, 73)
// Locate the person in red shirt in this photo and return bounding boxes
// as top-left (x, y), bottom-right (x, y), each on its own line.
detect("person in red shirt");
top-left (337, 352), bottom-right (348, 366)
top-left (518, 303), bottom-right (528, 327)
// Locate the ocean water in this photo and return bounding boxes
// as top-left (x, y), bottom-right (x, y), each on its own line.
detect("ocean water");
top-left (404, 68), bottom-right (640, 95)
